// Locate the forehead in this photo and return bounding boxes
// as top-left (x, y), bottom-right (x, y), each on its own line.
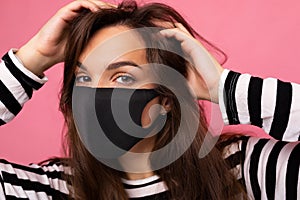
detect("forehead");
top-left (79, 25), bottom-right (147, 66)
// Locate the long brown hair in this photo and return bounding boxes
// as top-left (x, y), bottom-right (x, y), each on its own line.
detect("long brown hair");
top-left (59, 1), bottom-right (247, 199)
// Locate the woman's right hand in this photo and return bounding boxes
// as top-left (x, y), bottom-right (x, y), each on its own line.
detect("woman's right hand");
top-left (15, 0), bottom-right (116, 77)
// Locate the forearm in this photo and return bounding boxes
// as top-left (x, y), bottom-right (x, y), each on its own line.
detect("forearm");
top-left (0, 50), bottom-right (47, 125)
top-left (15, 36), bottom-right (57, 77)
top-left (219, 69), bottom-right (300, 141)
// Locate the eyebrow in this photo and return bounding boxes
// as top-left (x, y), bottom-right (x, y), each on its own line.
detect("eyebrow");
top-left (76, 61), bottom-right (141, 71)
top-left (77, 61), bottom-right (87, 71)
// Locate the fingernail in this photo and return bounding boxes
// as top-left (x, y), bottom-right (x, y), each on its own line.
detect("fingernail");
top-left (93, 7), bottom-right (99, 12)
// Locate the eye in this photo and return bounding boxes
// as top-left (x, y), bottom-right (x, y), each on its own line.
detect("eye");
top-left (114, 74), bottom-right (136, 85)
top-left (75, 75), bottom-right (92, 83)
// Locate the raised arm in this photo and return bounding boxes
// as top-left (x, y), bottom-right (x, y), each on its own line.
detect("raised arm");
top-left (160, 25), bottom-right (300, 142)
top-left (0, 1), bottom-right (117, 199)
top-left (0, 0), bottom-right (114, 126)
top-left (219, 70), bottom-right (300, 141)
top-left (0, 51), bottom-right (47, 126)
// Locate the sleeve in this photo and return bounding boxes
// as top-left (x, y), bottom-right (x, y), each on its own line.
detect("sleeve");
top-left (0, 159), bottom-right (70, 199)
top-left (219, 69), bottom-right (300, 141)
top-left (240, 137), bottom-right (300, 200)
top-left (0, 49), bottom-right (48, 126)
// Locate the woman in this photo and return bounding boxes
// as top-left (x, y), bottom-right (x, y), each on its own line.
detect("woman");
top-left (0, 0), bottom-right (299, 199)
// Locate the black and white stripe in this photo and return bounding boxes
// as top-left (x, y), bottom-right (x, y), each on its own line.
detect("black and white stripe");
top-left (0, 159), bottom-right (69, 200)
top-left (0, 53), bottom-right (299, 199)
top-left (0, 50), bottom-right (47, 124)
top-left (265, 140), bottom-right (288, 200)
top-left (223, 71), bottom-right (241, 125)
top-left (0, 158), bottom-right (170, 200)
top-left (3, 51), bottom-right (44, 91)
top-left (122, 175), bottom-right (168, 199)
top-left (242, 137), bottom-right (300, 200)
top-left (220, 69), bottom-right (300, 142)
top-left (248, 76), bottom-right (263, 128)
top-left (0, 79), bottom-right (22, 116)
top-left (269, 80), bottom-right (293, 140)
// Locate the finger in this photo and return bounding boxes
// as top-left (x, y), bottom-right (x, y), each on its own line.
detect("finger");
top-left (86, 0), bottom-right (117, 7)
top-left (57, 0), bottom-right (118, 23)
top-left (56, 2), bottom-right (98, 22)
top-left (159, 28), bottom-right (190, 43)
top-left (174, 23), bottom-right (193, 36)
top-left (66, 0), bottom-right (100, 12)
top-left (87, 0), bottom-right (117, 9)
top-left (152, 20), bottom-right (175, 29)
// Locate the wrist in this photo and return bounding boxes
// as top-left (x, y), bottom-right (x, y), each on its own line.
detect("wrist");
top-left (217, 68), bottom-right (230, 104)
top-left (7, 50), bottom-right (48, 88)
top-left (15, 41), bottom-right (56, 77)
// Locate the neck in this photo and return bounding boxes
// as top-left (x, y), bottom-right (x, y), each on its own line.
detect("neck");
top-left (119, 136), bottom-right (156, 180)
top-left (125, 171), bottom-right (155, 180)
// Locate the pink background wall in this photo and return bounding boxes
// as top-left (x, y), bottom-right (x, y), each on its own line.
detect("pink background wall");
top-left (1, 0), bottom-right (300, 165)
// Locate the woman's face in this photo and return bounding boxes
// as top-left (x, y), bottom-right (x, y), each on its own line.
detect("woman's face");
top-left (76, 25), bottom-right (167, 133)
top-left (77, 26), bottom-right (152, 89)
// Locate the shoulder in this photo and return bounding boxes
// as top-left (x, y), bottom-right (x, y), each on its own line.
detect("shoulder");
top-left (0, 157), bottom-right (71, 177)
top-left (0, 158), bottom-right (71, 198)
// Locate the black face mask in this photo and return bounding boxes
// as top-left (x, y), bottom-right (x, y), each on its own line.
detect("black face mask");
top-left (72, 86), bottom-right (166, 159)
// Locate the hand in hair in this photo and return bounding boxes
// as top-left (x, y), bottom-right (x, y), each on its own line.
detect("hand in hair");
top-left (15, 0), bottom-right (116, 77)
top-left (160, 23), bottom-right (224, 103)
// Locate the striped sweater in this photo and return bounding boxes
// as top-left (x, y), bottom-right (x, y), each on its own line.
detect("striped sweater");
top-left (0, 49), bottom-right (299, 199)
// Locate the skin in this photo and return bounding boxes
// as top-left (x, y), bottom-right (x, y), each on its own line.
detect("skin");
top-left (77, 25), bottom-right (170, 180)
top-left (77, 25), bottom-right (170, 128)
top-left (13, 0), bottom-right (224, 180)
top-left (15, 0), bottom-right (115, 76)
top-left (15, 0), bottom-right (223, 103)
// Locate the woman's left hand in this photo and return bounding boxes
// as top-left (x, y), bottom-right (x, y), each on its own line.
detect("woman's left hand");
top-left (160, 24), bottom-right (224, 103)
